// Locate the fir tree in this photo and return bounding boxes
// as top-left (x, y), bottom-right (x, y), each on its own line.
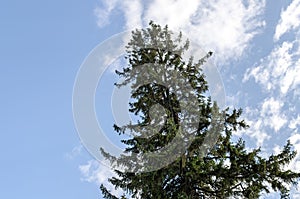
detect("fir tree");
top-left (100, 22), bottom-right (300, 199)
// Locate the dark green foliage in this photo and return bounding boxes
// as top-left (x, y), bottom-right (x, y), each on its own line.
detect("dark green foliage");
top-left (100, 22), bottom-right (300, 199)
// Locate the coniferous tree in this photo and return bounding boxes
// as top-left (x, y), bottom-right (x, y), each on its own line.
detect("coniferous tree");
top-left (100, 22), bottom-right (300, 199)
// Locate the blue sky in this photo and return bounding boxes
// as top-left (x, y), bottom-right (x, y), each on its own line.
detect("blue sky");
top-left (1, 0), bottom-right (300, 198)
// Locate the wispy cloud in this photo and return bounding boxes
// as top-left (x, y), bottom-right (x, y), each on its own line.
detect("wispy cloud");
top-left (94, 0), bottom-right (266, 65)
top-left (239, 106), bottom-right (270, 147)
top-left (243, 41), bottom-right (292, 93)
top-left (289, 115), bottom-right (300, 130)
top-left (261, 97), bottom-right (287, 132)
top-left (65, 144), bottom-right (83, 160)
top-left (145, 0), bottom-right (266, 65)
top-left (241, 0), bottom-right (300, 162)
top-left (243, 34), bottom-right (300, 96)
top-left (235, 97), bottom-right (289, 147)
top-left (94, 0), bottom-right (120, 28)
top-left (79, 160), bottom-right (123, 197)
top-left (122, 0), bottom-right (143, 30)
top-left (274, 0), bottom-right (300, 41)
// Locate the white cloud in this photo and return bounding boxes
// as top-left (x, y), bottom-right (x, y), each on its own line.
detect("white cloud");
top-left (289, 115), bottom-right (300, 129)
top-left (143, 0), bottom-right (200, 29)
top-left (94, 0), bottom-right (120, 28)
top-left (65, 145), bottom-right (83, 159)
top-left (239, 97), bottom-right (288, 146)
top-left (274, 0), bottom-right (300, 41)
top-left (243, 36), bottom-right (300, 95)
top-left (272, 144), bottom-right (282, 155)
top-left (79, 160), bottom-right (123, 197)
top-left (238, 107), bottom-right (270, 147)
top-left (121, 0), bottom-right (143, 30)
top-left (94, 0), bottom-right (143, 29)
top-left (94, 0), bottom-right (266, 65)
top-left (241, 1), bottom-right (300, 152)
top-left (261, 97), bottom-right (287, 132)
top-left (245, 119), bottom-right (270, 146)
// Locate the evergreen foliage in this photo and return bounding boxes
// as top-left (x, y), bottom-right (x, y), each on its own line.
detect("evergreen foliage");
top-left (100, 22), bottom-right (300, 199)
